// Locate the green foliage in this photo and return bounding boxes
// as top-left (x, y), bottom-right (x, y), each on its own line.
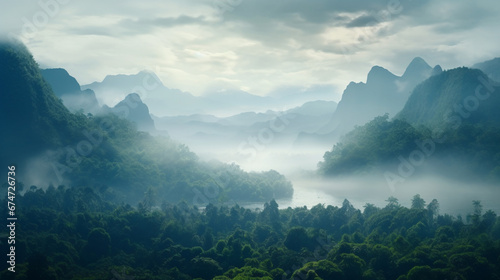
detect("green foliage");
top-left (2, 188), bottom-right (498, 279)
top-left (319, 68), bottom-right (500, 179)
top-left (320, 114), bottom-right (500, 179)
top-left (319, 115), bottom-right (424, 175)
top-left (0, 41), bottom-right (293, 205)
top-left (0, 40), bottom-right (86, 166)
top-left (292, 260), bottom-right (343, 280)
top-left (397, 68), bottom-right (500, 128)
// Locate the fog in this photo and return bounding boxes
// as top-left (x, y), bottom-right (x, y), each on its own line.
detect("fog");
top-left (290, 175), bottom-right (500, 216)
top-left (185, 139), bottom-right (500, 217)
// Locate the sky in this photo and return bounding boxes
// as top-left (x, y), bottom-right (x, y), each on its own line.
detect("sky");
top-left (1, 0), bottom-right (500, 100)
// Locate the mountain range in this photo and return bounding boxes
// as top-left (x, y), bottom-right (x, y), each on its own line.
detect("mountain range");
top-left (0, 41), bottom-right (293, 203)
top-left (43, 54), bottom-right (500, 177)
top-left (152, 100), bottom-right (338, 162)
top-left (297, 57), bottom-right (443, 146)
top-left (82, 72), bottom-right (338, 117)
top-left (6, 37), bottom-right (500, 186)
top-left (320, 66), bottom-right (500, 181)
top-left (82, 71), bottom-right (277, 116)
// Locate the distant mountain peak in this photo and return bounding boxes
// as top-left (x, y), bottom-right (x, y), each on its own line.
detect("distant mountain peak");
top-left (124, 92), bottom-right (142, 101)
top-left (431, 65), bottom-right (443, 76)
top-left (397, 67), bottom-right (500, 127)
top-left (41, 68), bottom-right (100, 114)
top-left (366, 66), bottom-right (396, 85)
top-left (403, 57), bottom-right (432, 78)
top-left (110, 92), bottom-right (155, 132)
top-left (41, 68), bottom-right (81, 95)
top-left (98, 70), bottom-right (165, 88)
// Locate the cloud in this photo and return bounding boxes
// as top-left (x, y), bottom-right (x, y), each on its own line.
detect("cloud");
top-left (1, 0), bottom-right (499, 110)
top-left (119, 15), bottom-right (211, 34)
top-left (346, 14), bottom-right (379, 28)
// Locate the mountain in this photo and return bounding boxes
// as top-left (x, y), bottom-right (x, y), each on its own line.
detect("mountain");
top-left (397, 67), bottom-right (500, 127)
top-left (83, 71), bottom-right (336, 117)
top-left (103, 93), bottom-right (156, 132)
top-left (82, 71), bottom-right (198, 116)
top-left (0, 41), bottom-right (293, 203)
top-left (154, 100), bottom-right (337, 142)
top-left (319, 67), bottom-right (500, 180)
top-left (473, 57), bottom-right (500, 82)
top-left (318, 57), bottom-right (441, 137)
top-left (41, 68), bottom-right (81, 94)
top-left (83, 72), bottom-right (279, 116)
top-left (286, 100), bottom-right (337, 117)
top-left (41, 68), bottom-right (100, 114)
top-left (0, 41), bottom-right (84, 167)
top-left (42, 68), bottom-right (157, 132)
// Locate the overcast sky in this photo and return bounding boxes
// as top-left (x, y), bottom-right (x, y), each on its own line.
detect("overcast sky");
top-left (1, 0), bottom-right (500, 100)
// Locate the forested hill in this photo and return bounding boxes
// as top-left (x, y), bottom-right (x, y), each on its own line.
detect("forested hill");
top-left (0, 41), bottom-right (293, 204)
top-left (40, 68), bottom-right (100, 114)
top-left (396, 67), bottom-right (500, 128)
top-left (319, 67), bottom-right (500, 181)
top-left (0, 41), bottom-right (86, 166)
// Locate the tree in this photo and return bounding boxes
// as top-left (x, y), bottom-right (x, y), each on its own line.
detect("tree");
top-left (480, 210), bottom-right (497, 229)
top-left (292, 260), bottom-right (344, 280)
top-left (139, 187), bottom-right (157, 213)
top-left (363, 203), bottom-right (379, 218)
top-left (427, 199), bottom-right (439, 219)
top-left (473, 200), bottom-right (483, 216)
top-left (407, 265), bottom-right (432, 280)
top-left (339, 253), bottom-right (366, 279)
top-left (26, 253), bottom-right (58, 280)
top-left (385, 196), bottom-right (400, 210)
top-left (190, 257), bottom-right (222, 279)
top-left (284, 227), bottom-right (312, 251)
top-left (260, 199), bottom-right (281, 230)
top-left (411, 194), bottom-right (426, 209)
top-left (82, 227), bottom-right (111, 262)
top-left (470, 200), bottom-right (483, 225)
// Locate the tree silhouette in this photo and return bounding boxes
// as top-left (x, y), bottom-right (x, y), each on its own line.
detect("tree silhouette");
top-left (411, 194), bottom-right (426, 209)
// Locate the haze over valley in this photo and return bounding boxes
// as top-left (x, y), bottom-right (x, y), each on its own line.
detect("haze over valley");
top-left (10, 46), bottom-right (500, 217)
top-left (1, 1), bottom-right (500, 279)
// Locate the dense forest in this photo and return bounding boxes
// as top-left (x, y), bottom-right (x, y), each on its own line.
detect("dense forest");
top-left (319, 114), bottom-right (500, 180)
top-left (1, 185), bottom-right (499, 279)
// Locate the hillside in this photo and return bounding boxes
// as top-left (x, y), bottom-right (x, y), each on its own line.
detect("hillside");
top-left (41, 68), bottom-right (100, 114)
top-left (0, 41), bottom-right (293, 204)
top-left (473, 57), bottom-right (500, 82)
top-left (103, 93), bottom-right (156, 132)
top-left (321, 57), bottom-right (441, 136)
top-left (297, 58), bottom-right (442, 147)
top-left (0, 42), bottom-right (87, 167)
top-left (319, 67), bottom-right (500, 181)
top-left (397, 67), bottom-right (500, 128)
